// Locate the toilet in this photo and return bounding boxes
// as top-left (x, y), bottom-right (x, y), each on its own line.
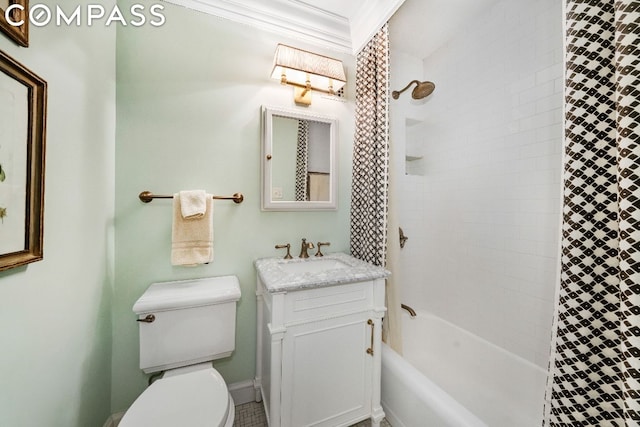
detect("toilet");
top-left (119, 275), bottom-right (241, 427)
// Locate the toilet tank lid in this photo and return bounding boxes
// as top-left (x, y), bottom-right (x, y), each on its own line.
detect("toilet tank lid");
top-left (133, 275), bottom-right (241, 314)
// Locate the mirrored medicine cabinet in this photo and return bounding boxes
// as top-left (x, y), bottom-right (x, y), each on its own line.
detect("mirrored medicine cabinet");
top-left (261, 106), bottom-right (337, 211)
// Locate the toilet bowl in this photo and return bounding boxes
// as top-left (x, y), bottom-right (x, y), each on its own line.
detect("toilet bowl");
top-left (119, 364), bottom-right (234, 427)
top-left (119, 276), bottom-right (241, 427)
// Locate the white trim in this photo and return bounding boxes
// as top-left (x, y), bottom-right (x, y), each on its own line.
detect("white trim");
top-left (350, 0), bottom-right (406, 54)
top-left (101, 412), bottom-right (125, 427)
top-left (161, 0), bottom-right (407, 54)
top-left (228, 379), bottom-right (259, 405)
top-left (162, 0), bottom-right (352, 53)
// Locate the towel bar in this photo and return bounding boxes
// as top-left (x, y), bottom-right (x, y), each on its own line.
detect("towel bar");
top-left (138, 191), bottom-right (244, 204)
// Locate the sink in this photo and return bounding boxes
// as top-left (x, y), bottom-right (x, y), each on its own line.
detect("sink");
top-left (277, 258), bottom-right (350, 274)
top-left (255, 252), bottom-right (391, 293)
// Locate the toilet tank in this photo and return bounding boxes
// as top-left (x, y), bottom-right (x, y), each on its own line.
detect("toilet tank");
top-left (133, 275), bottom-right (241, 374)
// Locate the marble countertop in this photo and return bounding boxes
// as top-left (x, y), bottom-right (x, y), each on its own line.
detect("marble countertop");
top-left (255, 252), bottom-right (390, 293)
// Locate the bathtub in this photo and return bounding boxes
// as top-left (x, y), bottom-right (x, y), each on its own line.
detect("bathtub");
top-left (381, 311), bottom-right (547, 427)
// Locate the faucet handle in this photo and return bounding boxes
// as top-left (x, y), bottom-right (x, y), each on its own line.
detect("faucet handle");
top-left (275, 243), bottom-right (293, 259)
top-left (315, 242), bottom-right (331, 257)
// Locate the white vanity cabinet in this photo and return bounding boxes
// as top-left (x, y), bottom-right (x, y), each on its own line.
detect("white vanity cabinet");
top-left (254, 254), bottom-right (388, 427)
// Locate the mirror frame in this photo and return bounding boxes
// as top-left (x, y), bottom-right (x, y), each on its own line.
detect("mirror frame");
top-left (261, 106), bottom-right (338, 211)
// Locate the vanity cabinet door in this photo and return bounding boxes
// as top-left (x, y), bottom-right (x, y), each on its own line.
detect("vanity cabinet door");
top-left (280, 312), bottom-right (374, 427)
top-left (255, 276), bottom-right (385, 427)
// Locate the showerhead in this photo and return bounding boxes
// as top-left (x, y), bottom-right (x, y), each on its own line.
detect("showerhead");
top-left (392, 80), bottom-right (435, 100)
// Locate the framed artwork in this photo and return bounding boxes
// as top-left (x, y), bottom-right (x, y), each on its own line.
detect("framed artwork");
top-left (0, 0), bottom-right (28, 47)
top-left (0, 48), bottom-right (46, 271)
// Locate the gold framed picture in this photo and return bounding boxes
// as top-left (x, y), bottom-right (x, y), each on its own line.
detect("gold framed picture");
top-left (0, 0), bottom-right (28, 47)
top-left (0, 48), bottom-right (46, 271)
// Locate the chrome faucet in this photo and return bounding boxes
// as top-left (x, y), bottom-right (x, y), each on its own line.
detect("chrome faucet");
top-left (299, 238), bottom-right (315, 258)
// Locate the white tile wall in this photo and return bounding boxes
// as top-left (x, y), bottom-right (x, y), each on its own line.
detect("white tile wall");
top-left (390, 0), bottom-right (563, 369)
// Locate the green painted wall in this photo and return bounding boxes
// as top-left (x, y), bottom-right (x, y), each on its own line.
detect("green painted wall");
top-left (0, 1), bottom-right (116, 426)
top-left (113, 1), bottom-right (355, 413)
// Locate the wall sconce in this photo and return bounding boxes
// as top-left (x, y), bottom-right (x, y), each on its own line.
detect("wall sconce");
top-left (271, 44), bottom-right (346, 106)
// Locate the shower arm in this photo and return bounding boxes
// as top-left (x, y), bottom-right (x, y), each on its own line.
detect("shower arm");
top-left (392, 80), bottom-right (420, 99)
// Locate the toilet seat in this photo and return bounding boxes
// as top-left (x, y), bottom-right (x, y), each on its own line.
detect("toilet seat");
top-left (119, 366), bottom-right (234, 427)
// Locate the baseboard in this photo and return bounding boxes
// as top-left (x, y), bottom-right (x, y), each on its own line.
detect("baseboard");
top-left (228, 379), bottom-right (259, 405)
top-left (101, 411), bottom-right (125, 427)
top-left (381, 400), bottom-right (406, 427)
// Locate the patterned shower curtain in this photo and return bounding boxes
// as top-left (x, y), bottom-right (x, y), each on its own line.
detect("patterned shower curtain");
top-left (544, 1), bottom-right (640, 425)
top-left (349, 24), bottom-right (402, 353)
top-left (295, 119), bottom-right (309, 201)
top-left (349, 24), bottom-right (390, 267)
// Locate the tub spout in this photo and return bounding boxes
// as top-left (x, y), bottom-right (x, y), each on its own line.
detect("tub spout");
top-left (401, 304), bottom-right (417, 318)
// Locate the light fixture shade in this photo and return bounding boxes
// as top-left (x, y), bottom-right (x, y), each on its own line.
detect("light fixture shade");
top-left (271, 44), bottom-right (346, 94)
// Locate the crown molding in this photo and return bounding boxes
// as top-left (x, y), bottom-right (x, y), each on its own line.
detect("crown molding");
top-left (350, 0), bottom-right (406, 53)
top-left (163, 0), bottom-right (353, 53)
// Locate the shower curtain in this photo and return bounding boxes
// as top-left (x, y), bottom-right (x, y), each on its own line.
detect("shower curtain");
top-left (349, 23), bottom-right (403, 353)
top-left (544, 1), bottom-right (640, 425)
top-left (295, 119), bottom-right (309, 201)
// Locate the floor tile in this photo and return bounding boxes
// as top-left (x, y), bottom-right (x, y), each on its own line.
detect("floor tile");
top-left (233, 401), bottom-right (392, 427)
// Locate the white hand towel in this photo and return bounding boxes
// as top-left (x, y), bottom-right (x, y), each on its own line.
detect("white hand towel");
top-left (171, 193), bottom-right (214, 266)
top-left (179, 190), bottom-right (207, 219)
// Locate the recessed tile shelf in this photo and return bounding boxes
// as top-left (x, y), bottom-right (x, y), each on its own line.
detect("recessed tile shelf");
top-left (405, 117), bottom-right (425, 176)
